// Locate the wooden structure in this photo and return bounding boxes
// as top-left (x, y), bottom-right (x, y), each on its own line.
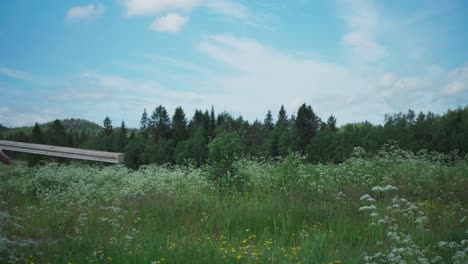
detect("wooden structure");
top-left (0, 149), bottom-right (11, 165)
top-left (0, 140), bottom-right (123, 165)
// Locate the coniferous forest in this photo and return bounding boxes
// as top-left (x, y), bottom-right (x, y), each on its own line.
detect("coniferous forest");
top-left (1, 105), bottom-right (467, 263)
top-left (1, 105), bottom-right (467, 168)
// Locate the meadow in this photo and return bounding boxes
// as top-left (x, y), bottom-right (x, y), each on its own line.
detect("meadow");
top-left (0, 145), bottom-right (467, 263)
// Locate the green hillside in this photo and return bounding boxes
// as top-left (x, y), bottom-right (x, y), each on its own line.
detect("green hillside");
top-left (0, 118), bottom-right (101, 137)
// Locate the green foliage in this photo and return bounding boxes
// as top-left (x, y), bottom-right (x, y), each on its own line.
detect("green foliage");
top-left (2, 105), bottom-right (468, 171)
top-left (0, 147), bottom-right (466, 263)
top-left (124, 135), bottom-right (146, 169)
top-left (103, 116), bottom-right (113, 136)
top-left (171, 106), bottom-right (188, 144)
top-left (150, 105), bottom-right (171, 142)
top-left (294, 103), bottom-right (320, 153)
top-left (208, 131), bottom-right (244, 188)
top-left (0, 123), bottom-right (8, 132)
top-left (27, 123), bottom-right (44, 167)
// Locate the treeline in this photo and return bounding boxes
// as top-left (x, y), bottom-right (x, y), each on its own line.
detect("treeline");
top-left (1, 105), bottom-right (467, 168)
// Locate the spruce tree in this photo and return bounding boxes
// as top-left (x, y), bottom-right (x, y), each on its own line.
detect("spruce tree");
top-left (276, 105), bottom-right (288, 129)
top-left (116, 121), bottom-right (128, 151)
top-left (140, 108), bottom-right (149, 132)
top-left (28, 123), bottom-right (44, 166)
top-left (294, 104), bottom-right (319, 153)
top-left (150, 105), bottom-right (171, 142)
top-left (327, 115), bottom-right (337, 132)
top-left (47, 119), bottom-right (68, 146)
top-left (209, 106), bottom-right (216, 138)
top-left (172, 106), bottom-right (188, 144)
top-left (103, 116), bottom-right (113, 135)
top-left (264, 110), bottom-right (274, 130)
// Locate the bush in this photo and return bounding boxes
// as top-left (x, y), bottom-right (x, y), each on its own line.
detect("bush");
top-left (207, 131), bottom-right (244, 189)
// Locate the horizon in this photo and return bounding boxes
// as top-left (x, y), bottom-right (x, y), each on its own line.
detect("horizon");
top-left (0, 105), bottom-right (466, 130)
top-left (1, 0), bottom-right (467, 127)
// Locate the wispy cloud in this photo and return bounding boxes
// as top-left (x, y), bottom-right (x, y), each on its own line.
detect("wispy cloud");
top-left (0, 106), bottom-right (63, 127)
top-left (442, 64), bottom-right (468, 96)
top-left (124, 0), bottom-right (201, 16)
top-left (338, 0), bottom-right (387, 62)
top-left (0, 66), bottom-right (32, 81)
top-left (198, 34), bottom-right (467, 124)
top-left (123, 0), bottom-right (251, 33)
top-left (65, 3), bottom-right (105, 23)
top-left (150, 13), bottom-right (189, 32)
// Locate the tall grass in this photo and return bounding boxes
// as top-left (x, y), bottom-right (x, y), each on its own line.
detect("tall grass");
top-left (0, 146), bottom-right (467, 263)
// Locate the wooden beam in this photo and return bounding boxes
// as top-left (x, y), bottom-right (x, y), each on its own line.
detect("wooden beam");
top-left (0, 149), bottom-right (11, 165)
top-left (0, 140), bottom-right (123, 164)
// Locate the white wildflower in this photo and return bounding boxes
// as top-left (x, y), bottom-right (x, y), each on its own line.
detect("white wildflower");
top-left (437, 241), bottom-right (448, 247)
top-left (359, 205), bottom-right (377, 211)
top-left (372, 185), bottom-right (398, 192)
top-left (360, 194), bottom-right (372, 201)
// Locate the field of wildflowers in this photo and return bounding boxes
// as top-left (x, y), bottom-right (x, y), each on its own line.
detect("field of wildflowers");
top-left (0, 145), bottom-right (467, 263)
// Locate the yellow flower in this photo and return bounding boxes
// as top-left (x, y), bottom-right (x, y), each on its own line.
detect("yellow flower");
top-left (107, 256), bottom-right (113, 261)
top-left (237, 255), bottom-right (242, 260)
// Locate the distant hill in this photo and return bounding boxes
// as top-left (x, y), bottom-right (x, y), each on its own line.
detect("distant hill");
top-left (1, 118), bottom-right (102, 137)
top-left (44, 118), bottom-right (102, 133)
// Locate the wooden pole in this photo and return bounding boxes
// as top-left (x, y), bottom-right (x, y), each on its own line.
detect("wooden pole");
top-left (0, 140), bottom-right (123, 164)
top-left (0, 149), bottom-right (11, 165)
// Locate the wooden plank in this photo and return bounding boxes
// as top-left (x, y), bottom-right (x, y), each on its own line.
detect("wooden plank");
top-left (0, 140), bottom-right (123, 164)
top-left (0, 149), bottom-right (11, 165)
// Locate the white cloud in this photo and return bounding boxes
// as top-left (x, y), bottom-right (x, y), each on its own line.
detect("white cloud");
top-left (124, 0), bottom-right (201, 16)
top-left (0, 106), bottom-right (63, 127)
top-left (197, 34), bottom-right (466, 124)
top-left (0, 67), bottom-right (32, 81)
top-left (339, 0), bottom-right (387, 62)
top-left (205, 0), bottom-right (248, 19)
top-left (123, 0), bottom-right (250, 33)
top-left (150, 13), bottom-right (189, 32)
top-left (441, 65), bottom-right (468, 96)
top-left (65, 3), bottom-right (105, 23)
top-left (123, 0), bottom-right (247, 17)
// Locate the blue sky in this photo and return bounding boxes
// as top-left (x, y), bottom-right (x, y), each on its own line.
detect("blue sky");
top-left (0, 0), bottom-right (467, 127)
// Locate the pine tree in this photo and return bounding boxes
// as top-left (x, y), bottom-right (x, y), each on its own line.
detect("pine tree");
top-left (294, 104), bottom-right (319, 153)
top-left (140, 108), bottom-right (149, 132)
top-left (264, 110), bottom-right (274, 130)
top-left (172, 106), bottom-right (188, 144)
top-left (327, 115), bottom-right (337, 132)
top-left (209, 106), bottom-right (216, 138)
top-left (47, 119), bottom-right (68, 146)
top-left (31, 123), bottom-right (44, 144)
top-left (150, 105), bottom-right (171, 142)
top-left (116, 121), bottom-right (128, 152)
top-left (103, 116), bottom-right (113, 135)
top-left (276, 105), bottom-right (288, 129)
top-left (28, 123), bottom-right (44, 166)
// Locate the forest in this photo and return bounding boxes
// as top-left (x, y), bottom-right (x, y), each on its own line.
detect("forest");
top-left (1, 106), bottom-right (467, 263)
top-left (1, 104), bottom-right (467, 168)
